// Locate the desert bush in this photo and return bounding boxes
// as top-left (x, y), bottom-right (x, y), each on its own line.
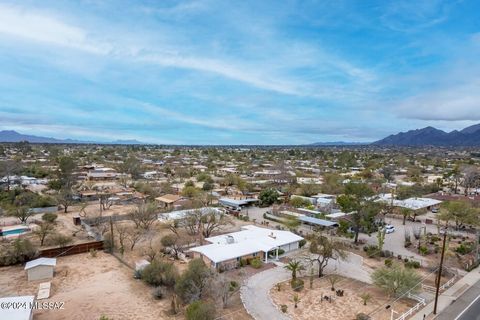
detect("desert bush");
top-left (356, 313), bottom-right (371, 320)
top-left (42, 212), bottom-right (58, 223)
top-left (250, 258), bottom-right (263, 269)
top-left (152, 286), bottom-right (166, 300)
top-left (404, 261), bottom-right (421, 269)
top-left (49, 233), bottom-right (73, 247)
top-left (290, 278), bottom-right (304, 292)
top-left (384, 259), bottom-right (392, 267)
top-left (456, 243), bottom-right (474, 255)
top-left (299, 239), bottom-right (307, 248)
top-left (185, 300), bottom-right (216, 320)
top-left (89, 248), bottom-right (97, 258)
top-left (281, 304), bottom-right (288, 313)
top-left (141, 260), bottom-right (178, 288)
top-left (0, 239), bottom-right (38, 266)
top-left (419, 246), bottom-right (429, 255)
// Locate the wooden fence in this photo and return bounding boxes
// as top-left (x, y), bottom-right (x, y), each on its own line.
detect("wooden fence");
top-left (39, 240), bottom-right (104, 258)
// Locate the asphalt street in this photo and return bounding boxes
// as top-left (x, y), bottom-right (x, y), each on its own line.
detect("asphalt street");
top-left (436, 279), bottom-right (480, 320)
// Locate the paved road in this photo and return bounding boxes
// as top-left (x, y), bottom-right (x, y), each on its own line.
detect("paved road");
top-left (436, 279), bottom-right (480, 320)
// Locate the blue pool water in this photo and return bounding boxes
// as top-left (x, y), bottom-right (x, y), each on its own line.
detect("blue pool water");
top-left (1, 228), bottom-right (29, 236)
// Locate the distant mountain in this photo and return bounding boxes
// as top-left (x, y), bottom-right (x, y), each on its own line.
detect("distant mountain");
top-left (373, 124), bottom-right (480, 146)
top-left (0, 130), bottom-right (144, 145)
top-left (309, 141), bottom-right (366, 146)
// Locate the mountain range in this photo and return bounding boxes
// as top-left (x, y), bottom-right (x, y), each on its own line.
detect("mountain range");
top-left (0, 130), bottom-right (143, 145)
top-left (373, 124), bottom-right (480, 146)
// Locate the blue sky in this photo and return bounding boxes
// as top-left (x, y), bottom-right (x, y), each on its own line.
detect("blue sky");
top-left (0, 0), bottom-right (480, 144)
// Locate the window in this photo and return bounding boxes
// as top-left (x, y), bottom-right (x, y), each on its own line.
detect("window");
top-left (253, 252), bottom-right (257, 257)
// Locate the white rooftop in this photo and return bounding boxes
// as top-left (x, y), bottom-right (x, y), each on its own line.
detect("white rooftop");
top-left (377, 197), bottom-right (442, 210)
top-left (190, 225), bottom-right (303, 264)
top-left (25, 257), bottom-right (56, 270)
top-left (0, 296), bottom-right (34, 320)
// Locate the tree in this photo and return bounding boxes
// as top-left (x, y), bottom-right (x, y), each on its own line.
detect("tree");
top-left (372, 264), bottom-right (421, 297)
top-left (299, 183), bottom-right (320, 197)
top-left (308, 232), bottom-right (347, 277)
top-left (328, 275), bottom-right (340, 291)
top-left (175, 258), bottom-right (214, 304)
top-left (200, 211), bottom-right (233, 238)
top-left (284, 260), bottom-right (305, 282)
top-left (33, 221), bottom-right (55, 246)
top-left (337, 183), bottom-right (382, 243)
top-left (56, 187), bottom-right (74, 213)
top-left (8, 206), bottom-right (33, 224)
top-left (381, 166), bottom-right (395, 182)
top-left (283, 216), bottom-right (301, 232)
top-left (202, 180), bottom-right (214, 192)
top-left (400, 207), bottom-right (413, 225)
top-left (185, 301), bottom-right (216, 320)
top-left (258, 188), bottom-right (279, 206)
top-left (0, 238), bottom-right (38, 266)
top-left (118, 155), bottom-right (142, 180)
top-left (161, 234), bottom-right (182, 259)
top-left (182, 186), bottom-right (200, 198)
top-left (290, 197), bottom-right (311, 208)
top-left (42, 212), bottom-right (58, 223)
top-left (440, 201), bottom-right (477, 230)
top-left (0, 160), bottom-right (19, 191)
top-left (130, 202), bottom-right (158, 230)
top-left (57, 156), bottom-right (76, 188)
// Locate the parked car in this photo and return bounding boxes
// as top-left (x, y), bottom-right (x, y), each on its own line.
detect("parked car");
top-left (431, 208), bottom-right (439, 213)
top-left (384, 225), bottom-right (395, 234)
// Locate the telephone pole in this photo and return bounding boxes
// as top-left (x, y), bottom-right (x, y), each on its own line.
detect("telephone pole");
top-left (433, 230), bottom-right (448, 315)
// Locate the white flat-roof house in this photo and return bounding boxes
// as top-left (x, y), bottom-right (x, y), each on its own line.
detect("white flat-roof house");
top-left (25, 257), bottom-right (56, 281)
top-left (190, 225), bottom-right (304, 271)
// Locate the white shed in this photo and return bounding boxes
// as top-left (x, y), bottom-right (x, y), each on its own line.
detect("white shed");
top-left (25, 257), bottom-right (56, 281)
top-left (0, 296), bottom-right (34, 320)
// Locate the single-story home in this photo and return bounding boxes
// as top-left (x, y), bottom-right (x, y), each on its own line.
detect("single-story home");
top-left (155, 194), bottom-right (184, 209)
top-left (0, 296), bottom-right (34, 320)
top-left (158, 207), bottom-right (224, 222)
top-left (25, 257), bottom-right (56, 281)
top-left (219, 198), bottom-right (258, 210)
top-left (189, 225), bottom-right (304, 271)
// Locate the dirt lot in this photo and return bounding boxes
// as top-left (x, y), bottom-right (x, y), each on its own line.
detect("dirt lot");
top-left (0, 252), bottom-right (169, 320)
top-left (270, 276), bottom-right (416, 320)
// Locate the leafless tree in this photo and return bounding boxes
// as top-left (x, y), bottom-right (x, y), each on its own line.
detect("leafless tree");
top-left (130, 202), bottom-right (158, 230)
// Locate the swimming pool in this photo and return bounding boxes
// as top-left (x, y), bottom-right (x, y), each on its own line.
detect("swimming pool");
top-left (1, 227), bottom-right (30, 236)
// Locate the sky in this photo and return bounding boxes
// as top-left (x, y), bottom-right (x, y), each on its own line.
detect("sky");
top-left (0, 0), bottom-right (480, 145)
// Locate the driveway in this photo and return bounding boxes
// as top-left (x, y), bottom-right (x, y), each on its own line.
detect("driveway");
top-left (240, 251), bottom-right (373, 320)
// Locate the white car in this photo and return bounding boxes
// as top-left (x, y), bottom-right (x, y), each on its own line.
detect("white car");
top-left (384, 225), bottom-right (395, 234)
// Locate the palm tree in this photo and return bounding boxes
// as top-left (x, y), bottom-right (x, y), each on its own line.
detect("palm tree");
top-left (284, 260), bottom-right (305, 281)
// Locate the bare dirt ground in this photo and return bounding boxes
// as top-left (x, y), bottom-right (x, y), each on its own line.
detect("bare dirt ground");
top-left (270, 276), bottom-right (416, 320)
top-left (0, 252), bottom-right (169, 320)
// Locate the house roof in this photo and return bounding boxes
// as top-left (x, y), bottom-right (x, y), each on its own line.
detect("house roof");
top-left (190, 225), bottom-right (304, 264)
top-left (0, 296), bottom-right (34, 320)
top-left (155, 194), bottom-right (182, 203)
top-left (299, 216), bottom-right (338, 227)
top-left (377, 197), bottom-right (442, 210)
top-left (25, 257), bottom-right (56, 270)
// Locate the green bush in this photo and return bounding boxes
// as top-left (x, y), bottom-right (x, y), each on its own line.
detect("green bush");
top-left (299, 239), bottom-right (307, 248)
top-left (141, 260), bottom-right (178, 288)
top-left (42, 213), bottom-right (58, 223)
top-left (239, 258), bottom-right (247, 267)
top-left (281, 304), bottom-right (288, 313)
top-left (250, 258), bottom-right (263, 269)
top-left (404, 261), bottom-right (421, 269)
top-left (419, 246), bottom-right (429, 255)
top-left (186, 301), bottom-right (216, 320)
top-left (290, 278), bottom-right (304, 292)
top-left (456, 243), bottom-right (474, 255)
top-left (363, 245), bottom-right (379, 257)
top-left (0, 239), bottom-right (38, 266)
top-left (384, 259), bottom-right (392, 267)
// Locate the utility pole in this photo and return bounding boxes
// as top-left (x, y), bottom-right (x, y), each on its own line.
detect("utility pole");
top-left (433, 230), bottom-right (447, 314)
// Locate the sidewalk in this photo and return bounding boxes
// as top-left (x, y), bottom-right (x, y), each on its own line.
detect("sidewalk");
top-left (411, 265), bottom-right (480, 320)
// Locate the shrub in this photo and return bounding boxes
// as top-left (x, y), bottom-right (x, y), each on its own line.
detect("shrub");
top-left (281, 304), bottom-right (288, 313)
top-left (404, 261), bottom-right (421, 269)
top-left (290, 278), bottom-right (304, 292)
top-left (250, 258), bottom-right (263, 269)
top-left (141, 260), bottom-right (178, 288)
top-left (456, 243), bottom-right (473, 255)
top-left (239, 258), bottom-right (247, 267)
top-left (50, 233), bottom-right (73, 247)
top-left (0, 239), bottom-right (38, 266)
top-left (42, 212), bottom-right (58, 223)
top-left (152, 286), bottom-right (166, 300)
top-left (363, 245), bottom-right (379, 257)
top-left (419, 246), bottom-right (429, 255)
top-left (384, 259), bottom-right (392, 267)
top-left (356, 313), bottom-right (371, 320)
top-left (89, 248), bottom-right (97, 258)
top-left (299, 239), bottom-right (307, 248)
top-left (186, 301), bottom-right (216, 320)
